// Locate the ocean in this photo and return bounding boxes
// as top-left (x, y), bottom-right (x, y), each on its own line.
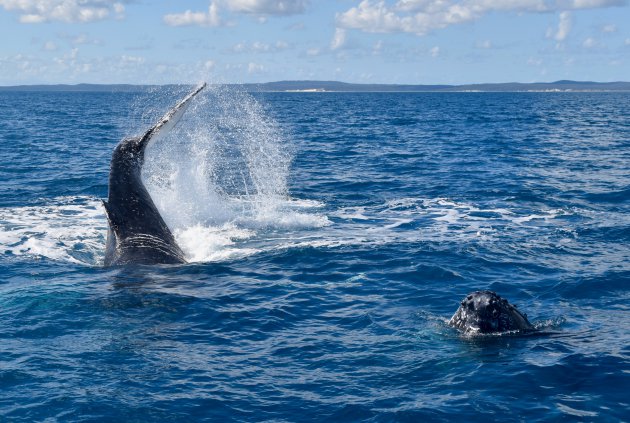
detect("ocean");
top-left (0, 87), bottom-right (628, 421)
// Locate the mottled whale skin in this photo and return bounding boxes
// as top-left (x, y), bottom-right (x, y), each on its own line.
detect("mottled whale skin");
top-left (103, 83), bottom-right (206, 266)
top-left (449, 291), bottom-right (534, 335)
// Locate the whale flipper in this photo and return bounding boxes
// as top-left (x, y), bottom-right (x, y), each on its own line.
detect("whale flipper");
top-left (103, 83), bottom-right (206, 266)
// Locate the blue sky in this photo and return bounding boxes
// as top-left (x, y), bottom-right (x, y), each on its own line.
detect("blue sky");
top-left (0, 0), bottom-right (629, 85)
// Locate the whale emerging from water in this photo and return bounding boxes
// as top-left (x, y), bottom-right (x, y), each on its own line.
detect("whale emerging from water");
top-left (103, 83), bottom-right (206, 266)
top-left (449, 290), bottom-right (534, 335)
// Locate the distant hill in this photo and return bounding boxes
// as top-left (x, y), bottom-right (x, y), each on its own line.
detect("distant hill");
top-left (1, 80), bottom-right (629, 92)
top-left (445, 81), bottom-right (630, 92)
top-left (0, 83), bottom-right (152, 92)
top-left (240, 80), bottom-right (454, 92)
top-left (244, 80), bottom-right (630, 92)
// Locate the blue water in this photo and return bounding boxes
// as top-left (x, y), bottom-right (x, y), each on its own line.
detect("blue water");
top-left (1, 88), bottom-right (629, 421)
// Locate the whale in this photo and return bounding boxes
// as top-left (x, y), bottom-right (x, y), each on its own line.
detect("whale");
top-left (103, 83), bottom-right (206, 266)
top-left (448, 290), bottom-right (534, 335)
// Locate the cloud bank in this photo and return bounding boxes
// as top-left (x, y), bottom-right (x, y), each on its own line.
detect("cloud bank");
top-left (0, 0), bottom-right (127, 23)
top-left (336, 0), bottom-right (626, 35)
top-left (164, 0), bottom-right (309, 27)
top-left (164, 3), bottom-right (221, 27)
top-left (226, 0), bottom-right (309, 15)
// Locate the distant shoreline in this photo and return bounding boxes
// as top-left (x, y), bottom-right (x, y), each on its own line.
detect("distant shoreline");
top-left (1, 80), bottom-right (629, 93)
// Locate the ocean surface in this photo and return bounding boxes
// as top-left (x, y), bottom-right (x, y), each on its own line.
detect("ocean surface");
top-left (0, 87), bottom-right (628, 422)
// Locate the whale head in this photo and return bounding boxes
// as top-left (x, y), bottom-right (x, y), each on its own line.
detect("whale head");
top-left (449, 291), bottom-right (534, 335)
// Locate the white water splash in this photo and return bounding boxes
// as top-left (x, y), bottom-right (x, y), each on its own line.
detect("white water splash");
top-left (140, 85), bottom-right (329, 262)
top-left (0, 86), bottom-right (329, 265)
top-left (0, 197), bottom-right (106, 264)
top-left (0, 194), bottom-right (586, 266)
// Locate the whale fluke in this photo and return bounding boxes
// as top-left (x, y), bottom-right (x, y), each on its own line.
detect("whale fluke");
top-left (103, 83), bottom-right (206, 266)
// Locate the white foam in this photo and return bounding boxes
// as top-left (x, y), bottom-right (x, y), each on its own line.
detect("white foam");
top-left (173, 200), bottom-right (330, 263)
top-left (175, 223), bottom-right (256, 262)
top-left (311, 197), bottom-right (578, 248)
top-left (0, 193), bottom-right (582, 266)
top-left (512, 209), bottom-right (567, 224)
top-left (284, 198), bottom-right (325, 209)
top-left (0, 197), bottom-right (107, 264)
top-left (383, 218), bottom-right (414, 229)
top-left (333, 207), bottom-right (370, 220)
top-left (0, 194), bottom-right (330, 265)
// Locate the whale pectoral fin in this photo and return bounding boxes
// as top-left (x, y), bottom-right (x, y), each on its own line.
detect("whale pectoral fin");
top-left (102, 199), bottom-right (112, 224)
top-left (138, 82), bottom-right (207, 151)
top-left (102, 200), bottom-right (121, 238)
top-left (103, 200), bottom-right (120, 264)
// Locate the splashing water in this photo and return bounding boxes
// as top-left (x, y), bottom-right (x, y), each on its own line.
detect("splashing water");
top-left (140, 85), bottom-right (322, 262)
top-left (0, 85), bottom-right (329, 265)
top-left (0, 197), bottom-right (106, 264)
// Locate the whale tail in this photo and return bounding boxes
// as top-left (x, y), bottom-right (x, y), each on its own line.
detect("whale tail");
top-left (104, 83), bottom-right (207, 266)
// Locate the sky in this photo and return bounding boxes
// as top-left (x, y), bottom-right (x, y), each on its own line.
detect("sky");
top-left (0, 0), bottom-right (629, 85)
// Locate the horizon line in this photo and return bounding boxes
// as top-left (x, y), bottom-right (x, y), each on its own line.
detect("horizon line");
top-left (2, 79), bottom-right (630, 88)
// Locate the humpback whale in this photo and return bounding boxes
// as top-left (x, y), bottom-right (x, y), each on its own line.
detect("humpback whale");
top-left (449, 291), bottom-right (534, 335)
top-left (103, 83), bottom-right (206, 266)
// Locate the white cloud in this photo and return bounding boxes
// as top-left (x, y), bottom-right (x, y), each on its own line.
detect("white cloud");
top-left (248, 62), bottom-right (265, 73)
top-left (626, 38), bottom-right (630, 45)
top-left (582, 37), bottom-right (598, 47)
top-left (232, 42), bottom-right (247, 52)
top-left (52, 47), bottom-right (79, 70)
top-left (336, 0), bottom-right (627, 35)
top-left (330, 28), bottom-right (347, 50)
top-left (336, 0), bottom-right (543, 35)
top-left (554, 11), bottom-right (572, 41)
top-left (545, 26), bottom-right (554, 38)
top-left (66, 33), bottom-right (102, 45)
top-left (476, 40), bottom-right (492, 49)
top-left (204, 60), bottom-right (216, 71)
top-left (527, 57), bottom-right (543, 66)
top-left (429, 45), bottom-right (440, 57)
top-left (164, 0), bottom-right (308, 26)
top-left (306, 48), bottom-right (320, 56)
top-left (43, 41), bottom-right (57, 51)
top-left (164, 2), bottom-right (221, 26)
top-left (560, 0), bottom-right (625, 8)
top-left (231, 40), bottom-right (289, 53)
top-left (121, 55), bottom-right (145, 65)
top-left (226, 0), bottom-right (309, 15)
top-left (0, 0), bottom-right (127, 23)
top-left (359, 72), bottom-right (374, 81)
top-left (0, 52), bottom-right (228, 85)
top-left (601, 23), bottom-right (616, 32)
top-left (252, 41), bottom-right (271, 52)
